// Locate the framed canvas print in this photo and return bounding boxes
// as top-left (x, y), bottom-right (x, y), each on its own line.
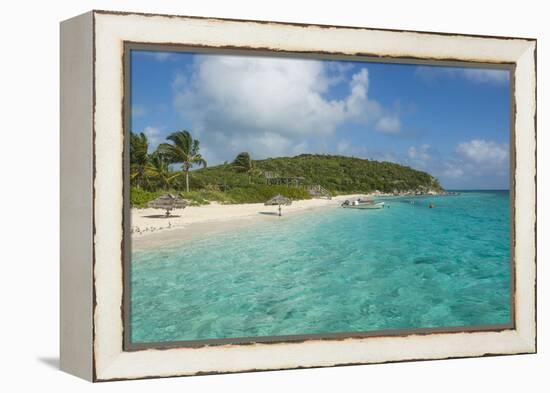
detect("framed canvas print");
top-left (60, 10), bottom-right (537, 382)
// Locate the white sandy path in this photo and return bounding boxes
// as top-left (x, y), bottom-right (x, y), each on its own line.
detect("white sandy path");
top-left (131, 194), bottom-right (368, 238)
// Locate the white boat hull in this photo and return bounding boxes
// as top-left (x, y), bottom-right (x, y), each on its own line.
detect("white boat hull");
top-left (342, 201), bottom-right (385, 209)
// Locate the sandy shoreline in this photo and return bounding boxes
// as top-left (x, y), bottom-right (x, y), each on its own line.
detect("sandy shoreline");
top-left (131, 194), bottom-right (366, 250)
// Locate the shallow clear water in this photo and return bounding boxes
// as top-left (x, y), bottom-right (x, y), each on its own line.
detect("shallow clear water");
top-left (131, 191), bottom-right (510, 344)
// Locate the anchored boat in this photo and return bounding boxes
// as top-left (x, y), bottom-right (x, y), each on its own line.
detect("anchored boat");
top-left (341, 199), bottom-right (385, 209)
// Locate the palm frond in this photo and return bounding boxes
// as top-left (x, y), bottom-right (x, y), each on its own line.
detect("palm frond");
top-left (192, 155), bottom-right (207, 168)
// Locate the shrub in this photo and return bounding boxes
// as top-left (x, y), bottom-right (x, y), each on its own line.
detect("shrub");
top-left (130, 188), bottom-right (167, 208)
top-left (225, 185), bottom-right (311, 204)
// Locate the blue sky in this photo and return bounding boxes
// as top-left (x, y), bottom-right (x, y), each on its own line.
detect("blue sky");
top-left (131, 50), bottom-right (510, 189)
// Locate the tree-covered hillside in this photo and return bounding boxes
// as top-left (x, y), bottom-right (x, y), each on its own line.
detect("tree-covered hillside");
top-left (129, 130), bottom-right (443, 207)
top-left (190, 154), bottom-right (443, 195)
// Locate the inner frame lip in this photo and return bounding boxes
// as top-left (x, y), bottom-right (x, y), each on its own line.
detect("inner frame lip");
top-left (121, 41), bottom-right (516, 352)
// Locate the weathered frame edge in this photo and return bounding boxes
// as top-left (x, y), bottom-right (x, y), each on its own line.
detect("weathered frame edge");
top-left (89, 10), bottom-right (537, 382)
top-left (59, 10), bottom-right (95, 382)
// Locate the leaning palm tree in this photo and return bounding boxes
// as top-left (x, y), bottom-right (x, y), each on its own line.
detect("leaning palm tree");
top-left (158, 130), bottom-right (207, 192)
top-left (129, 132), bottom-right (150, 189)
top-left (146, 152), bottom-right (181, 190)
top-left (232, 152), bottom-right (262, 184)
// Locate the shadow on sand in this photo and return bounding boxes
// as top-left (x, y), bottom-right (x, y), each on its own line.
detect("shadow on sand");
top-left (258, 212), bottom-right (279, 216)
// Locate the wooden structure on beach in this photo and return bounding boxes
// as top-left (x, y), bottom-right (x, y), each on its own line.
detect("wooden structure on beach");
top-left (265, 194), bottom-right (292, 216)
top-left (263, 171), bottom-right (332, 199)
top-left (263, 171), bottom-right (305, 187)
top-left (306, 184), bottom-right (332, 199)
top-left (146, 194), bottom-right (188, 217)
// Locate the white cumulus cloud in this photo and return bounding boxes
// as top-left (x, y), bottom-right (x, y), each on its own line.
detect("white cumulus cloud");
top-left (375, 116), bottom-right (401, 133)
top-left (172, 55), bottom-right (399, 163)
top-left (415, 66), bottom-right (509, 85)
top-left (462, 69), bottom-right (510, 84)
top-left (408, 144), bottom-right (431, 161)
top-left (442, 163), bottom-right (464, 179)
top-left (404, 139), bottom-right (509, 189)
top-left (142, 126), bottom-right (162, 151)
top-left (456, 139), bottom-right (508, 167)
top-left (406, 144), bottom-right (435, 170)
top-left (140, 51), bottom-right (174, 62)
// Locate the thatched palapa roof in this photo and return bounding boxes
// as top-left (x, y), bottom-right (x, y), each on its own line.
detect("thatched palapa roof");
top-left (264, 194), bottom-right (292, 206)
top-left (147, 194), bottom-right (188, 210)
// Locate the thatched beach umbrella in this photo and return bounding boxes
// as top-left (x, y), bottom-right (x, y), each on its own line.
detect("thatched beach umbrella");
top-left (265, 194), bottom-right (292, 217)
top-left (146, 194), bottom-right (188, 217)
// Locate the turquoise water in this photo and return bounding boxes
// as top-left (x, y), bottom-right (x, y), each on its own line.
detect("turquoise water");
top-left (130, 191), bottom-right (510, 344)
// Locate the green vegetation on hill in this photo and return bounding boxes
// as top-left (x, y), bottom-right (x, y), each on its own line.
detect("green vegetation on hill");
top-left (131, 185), bottom-right (311, 207)
top-left (129, 130), bottom-right (443, 207)
top-left (190, 154), bottom-right (443, 195)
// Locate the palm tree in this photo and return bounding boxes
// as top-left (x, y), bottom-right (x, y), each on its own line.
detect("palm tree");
top-left (232, 152), bottom-right (262, 184)
top-left (129, 132), bottom-right (150, 189)
top-left (146, 152), bottom-right (181, 190)
top-left (158, 130), bottom-right (207, 192)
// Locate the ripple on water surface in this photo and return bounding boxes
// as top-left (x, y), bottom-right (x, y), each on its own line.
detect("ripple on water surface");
top-left (131, 191), bottom-right (511, 343)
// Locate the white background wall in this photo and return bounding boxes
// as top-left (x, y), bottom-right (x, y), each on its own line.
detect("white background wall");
top-left (0, 0), bottom-right (546, 391)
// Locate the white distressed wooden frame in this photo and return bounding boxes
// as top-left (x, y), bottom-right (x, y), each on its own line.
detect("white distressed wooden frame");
top-left (60, 10), bottom-right (536, 382)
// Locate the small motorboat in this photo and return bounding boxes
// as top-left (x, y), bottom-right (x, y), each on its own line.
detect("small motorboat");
top-left (341, 199), bottom-right (385, 209)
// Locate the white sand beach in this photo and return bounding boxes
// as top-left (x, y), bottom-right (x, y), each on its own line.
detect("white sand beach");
top-left (131, 194), bottom-right (369, 249)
